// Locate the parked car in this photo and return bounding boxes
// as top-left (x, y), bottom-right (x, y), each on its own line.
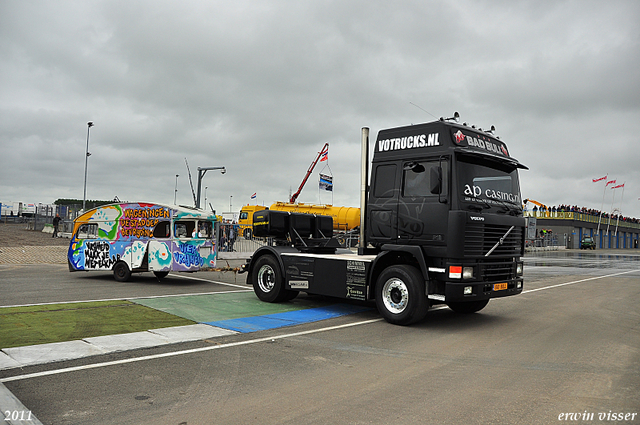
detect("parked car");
top-left (581, 236), bottom-right (596, 250)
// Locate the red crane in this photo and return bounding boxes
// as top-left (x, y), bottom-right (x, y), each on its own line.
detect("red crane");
top-left (289, 143), bottom-right (329, 204)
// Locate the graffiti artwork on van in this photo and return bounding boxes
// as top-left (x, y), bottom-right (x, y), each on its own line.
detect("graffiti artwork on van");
top-left (119, 206), bottom-right (170, 239)
top-left (84, 240), bottom-right (120, 269)
top-left (69, 202), bottom-right (217, 273)
top-left (173, 243), bottom-right (205, 268)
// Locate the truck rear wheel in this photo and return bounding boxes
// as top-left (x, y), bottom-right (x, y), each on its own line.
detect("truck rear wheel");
top-left (375, 265), bottom-right (428, 325)
top-left (447, 299), bottom-right (489, 314)
top-left (113, 261), bottom-right (131, 282)
top-left (252, 255), bottom-right (291, 302)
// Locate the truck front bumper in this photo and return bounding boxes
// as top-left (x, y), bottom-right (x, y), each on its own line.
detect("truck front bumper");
top-left (440, 278), bottom-right (524, 303)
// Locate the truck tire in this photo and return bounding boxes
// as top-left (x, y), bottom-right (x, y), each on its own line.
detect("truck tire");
top-left (113, 261), bottom-right (131, 282)
top-left (447, 299), bottom-right (489, 314)
top-left (252, 255), bottom-right (290, 302)
top-left (243, 228), bottom-right (252, 239)
top-left (375, 265), bottom-right (428, 325)
top-left (153, 271), bottom-right (169, 279)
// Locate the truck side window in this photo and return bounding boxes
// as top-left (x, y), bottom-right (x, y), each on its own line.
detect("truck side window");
top-left (403, 161), bottom-right (448, 198)
top-left (76, 223), bottom-right (98, 239)
top-left (373, 164), bottom-right (397, 198)
top-left (153, 221), bottom-right (171, 238)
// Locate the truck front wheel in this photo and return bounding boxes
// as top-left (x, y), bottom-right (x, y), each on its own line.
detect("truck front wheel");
top-left (447, 299), bottom-right (489, 314)
top-left (252, 255), bottom-right (291, 302)
top-left (375, 265), bottom-right (428, 325)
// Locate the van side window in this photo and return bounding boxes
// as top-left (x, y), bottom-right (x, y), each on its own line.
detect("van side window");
top-left (174, 221), bottom-right (195, 238)
top-left (373, 164), bottom-right (397, 198)
top-left (77, 223), bottom-right (98, 239)
top-left (153, 221), bottom-right (171, 238)
top-left (196, 221), bottom-right (212, 238)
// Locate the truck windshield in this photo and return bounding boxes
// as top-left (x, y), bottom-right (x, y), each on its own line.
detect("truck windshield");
top-left (457, 154), bottom-right (521, 208)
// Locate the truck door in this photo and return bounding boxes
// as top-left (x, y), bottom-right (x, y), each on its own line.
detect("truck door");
top-left (368, 163), bottom-right (399, 242)
top-left (398, 158), bottom-right (449, 245)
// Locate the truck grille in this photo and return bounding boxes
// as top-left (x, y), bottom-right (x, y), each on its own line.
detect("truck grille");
top-left (464, 223), bottom-right (523, 257)
top-left (478, 260), bottom-right (515, 282)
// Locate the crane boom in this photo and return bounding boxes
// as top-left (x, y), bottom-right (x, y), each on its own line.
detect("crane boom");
top-left (289, 143), bottom-right (329, 204)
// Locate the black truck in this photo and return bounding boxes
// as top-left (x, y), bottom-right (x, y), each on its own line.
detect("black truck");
top-left (241, 114), bottom-right (527, 325)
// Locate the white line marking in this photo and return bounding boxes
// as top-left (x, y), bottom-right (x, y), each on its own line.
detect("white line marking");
top-left (0, 318), bottom-right (383, 383)
top-left (170, 272), bottom-right (249, 289)
top-left (521, 269), bottom-right (639, 294)
top-left (1, 275), bottom-right (251, 308)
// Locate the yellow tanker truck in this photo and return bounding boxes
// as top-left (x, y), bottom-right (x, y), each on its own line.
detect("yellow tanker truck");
top-left (238, 202), bottom-right (360, 238)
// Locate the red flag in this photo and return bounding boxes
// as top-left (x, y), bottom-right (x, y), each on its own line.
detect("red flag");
top-left (592, 175), bottom-right (607, 183)
top-left (606, 179), bottom-right (616, 187)
top-left (320, 151), bottom-right (328, 162)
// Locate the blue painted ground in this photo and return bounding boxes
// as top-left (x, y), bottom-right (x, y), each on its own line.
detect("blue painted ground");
top-left (205, 304), bottom-right (372, 333)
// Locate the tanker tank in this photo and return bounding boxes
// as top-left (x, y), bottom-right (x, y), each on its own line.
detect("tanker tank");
top-left (269, 202), bottom-right (360, 231)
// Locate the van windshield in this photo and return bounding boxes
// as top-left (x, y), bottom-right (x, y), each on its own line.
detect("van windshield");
top-left (457, 154), bottom-right (521, 208)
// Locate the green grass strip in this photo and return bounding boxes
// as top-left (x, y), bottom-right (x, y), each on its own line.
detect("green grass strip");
top-left (0, 300), bottom-right (195, 349)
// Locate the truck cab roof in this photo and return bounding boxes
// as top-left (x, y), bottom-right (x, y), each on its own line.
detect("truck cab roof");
top-left (373, 120), bottom-right (528, 170)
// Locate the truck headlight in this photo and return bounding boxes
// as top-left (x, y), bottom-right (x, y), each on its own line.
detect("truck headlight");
top-left (463, 267), bottom-right (474, 279)
top-left (516, 262), bottom-right (524, 276)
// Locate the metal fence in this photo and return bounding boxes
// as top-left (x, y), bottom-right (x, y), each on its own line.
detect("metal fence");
top-left (524, 211), bottom-right (640, 230)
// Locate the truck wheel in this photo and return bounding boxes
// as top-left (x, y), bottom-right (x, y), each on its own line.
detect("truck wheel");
top-left (375, 265), bottom-right (428, 325)
top-left (113, 261), bottom-right (131, 282)
top-left (252, 255), bottom-right (290, 302)
top-left (447, 299), bottom-right (489, 314)
top-left (153, 271), bottom-right (169, 279)
top-left (243, 228), bottom-right (252, 239)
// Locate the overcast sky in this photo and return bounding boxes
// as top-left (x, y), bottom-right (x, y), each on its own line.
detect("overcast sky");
top-left (1, 0), bottom-right (639, 218)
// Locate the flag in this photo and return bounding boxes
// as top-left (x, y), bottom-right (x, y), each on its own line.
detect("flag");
top-left (592, 175), bottom-right (607, 183)
top-left (611, 183), bottom-right (625, 189)
top-left (250, 193), bottom-right (257, 199)
top-left (319, 174), bottom-right (333, 191)
top-left (320, 150), bottom-right (328, 162)
top-left (606, 179), bottom-right (616, 187)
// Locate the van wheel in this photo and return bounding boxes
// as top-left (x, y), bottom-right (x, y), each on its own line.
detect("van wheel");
top-left (113, 261), bottom-right (131, 282)
top-left (153, 271), bottom-right (169, 279)
top-left (375, 265), bottom-right (428, 325)
top-left (252, 255), bottom-right (290, 302)
top-left (447, 299), bottom-right (489, 314)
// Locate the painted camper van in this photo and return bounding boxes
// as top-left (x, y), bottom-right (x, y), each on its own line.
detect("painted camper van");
top-left (68, 202), bottom-right (217, 281)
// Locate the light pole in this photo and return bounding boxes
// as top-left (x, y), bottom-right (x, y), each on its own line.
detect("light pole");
top-left (174, 174), bottom-right (179, 204)
top-left (195, 166), bottom-right (226, 209)
top-left (82, 121), bottom-right (94, 212)
top-left (229, 195), bottom-right (233, 214)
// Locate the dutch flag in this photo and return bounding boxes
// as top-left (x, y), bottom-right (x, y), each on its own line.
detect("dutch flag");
top-left (251, 193), bottom-right (257, 199)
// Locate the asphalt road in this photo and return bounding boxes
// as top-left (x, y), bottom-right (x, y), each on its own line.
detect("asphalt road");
top-left (0, 261), bottom-right (248, 307)
top-left (1, 252), bottom-right (640, 425)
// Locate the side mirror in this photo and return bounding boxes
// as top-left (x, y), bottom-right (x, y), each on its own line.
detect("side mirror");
top-left (430, 166), bottom-right (442, 194)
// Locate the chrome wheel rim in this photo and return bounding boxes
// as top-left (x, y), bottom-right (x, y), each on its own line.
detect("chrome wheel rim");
top-left (382, 278), bottom-right (409, 314)
top-left (257, 264), bottom-right (276, 293)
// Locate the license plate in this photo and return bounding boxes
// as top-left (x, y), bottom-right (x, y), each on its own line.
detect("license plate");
top-left (493, 283), bottom-right (508, 291)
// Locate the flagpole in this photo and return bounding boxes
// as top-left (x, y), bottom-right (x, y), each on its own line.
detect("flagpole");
top-left (615, 183), bottom-right (625, 237)
top-left (596, 175), bottom-right (607, 236)
top-left (607, 187), bottom-right (616, 236)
